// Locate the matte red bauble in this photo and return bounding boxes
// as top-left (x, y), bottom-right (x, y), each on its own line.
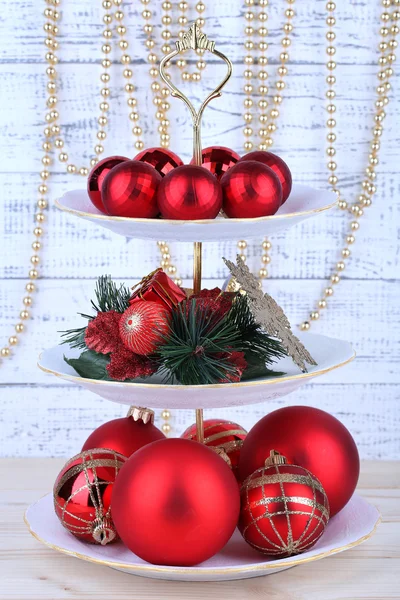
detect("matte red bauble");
top-left (87, 156), bottom-right (129, 213)
top-left (241, 151), bottom-right (292, 203)
top-left (181, 418), bottom-right (247, 478)
top-left (111, 438), bottom-right (240, 566)
top-left (238, 450), bottom-right (329, 557)
top-left (82, 406), bottom-right (165, 458)
top-left (190, 146), bottom-right (240, 180)
top-left (101, 160), bottom-right (161, 218)
top-left (239, 406), bottom-right (360, 516)
top-left (53, 449), bottom-right (126, 545)
top-left (119, 300), bottom-right (170, 355)
top-left (221, 160), bottom-right (282, 218)
top-left (156, 164), bottom-right (223, 220)
top-left (133, 147), bottom-right (183, 177)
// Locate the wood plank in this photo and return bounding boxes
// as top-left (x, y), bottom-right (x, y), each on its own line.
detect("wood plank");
top-left (0, 384), bottom-right (399, 459)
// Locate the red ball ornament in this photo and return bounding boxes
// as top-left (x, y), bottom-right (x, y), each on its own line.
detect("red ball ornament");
top-left (87, 156), bottom-right (129, 213)
top-left (157, 165), bottom-right (223, 220)
top-left (238, 450), bottom-right (330, 557)
top-left (82, 406), bottom-right (165, 458)
top-left (119, 300), bottom-right (171, 355)
top-left (221, 160), bottom-right (282, 218)
top-left (181, 418), bottom-right (247, 479)
top-left (101, 160), bottom-right (161, 218)
top-left (240, 151), bottom-right (292, 203)
top-left (53, 449), bottom-right (126, 545)
top-left (239, 406), bottom-right (360, 516)
top-left (190, 146), bottom-right (240, 180)
top-left (112, 438), bottom-right (240, 566)
top-left (133, 147), bottom-right (183, 177)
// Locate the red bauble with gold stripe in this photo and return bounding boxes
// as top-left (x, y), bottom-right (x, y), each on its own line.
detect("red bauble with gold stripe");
top-left (238, 451), bottom-right (330, 557)
top-left (181, 418), bottom-right (247, 478)
top-left (119, 300), bottom-right (171, 356)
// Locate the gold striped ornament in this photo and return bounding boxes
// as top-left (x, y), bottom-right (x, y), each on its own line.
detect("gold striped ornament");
top-left (181, 418), bottom-right (247, 479)
top-left (238, 450), bottom-right (330, 557)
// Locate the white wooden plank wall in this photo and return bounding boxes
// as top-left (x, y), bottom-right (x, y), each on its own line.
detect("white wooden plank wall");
top-left (0, 1), bottom-right (399, 458)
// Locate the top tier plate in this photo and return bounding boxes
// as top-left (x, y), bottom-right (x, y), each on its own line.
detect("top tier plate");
top-left (56, 184), bottom-right (336, 242)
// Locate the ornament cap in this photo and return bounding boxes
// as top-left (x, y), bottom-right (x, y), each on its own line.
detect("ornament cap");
top-left (264, 449), bottom-right (287, 466)
top-left (127, 406), bottom-right (155, 425)
top-left (92, 516), bottom-right (116, 546)
top-left (211, 446), bottom-right (232, 468)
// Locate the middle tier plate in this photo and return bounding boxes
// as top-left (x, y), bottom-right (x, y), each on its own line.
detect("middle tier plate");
top-left (55, 184), bottom-right (337, 242)
top-left (38, 333), bottom-right (354, 409)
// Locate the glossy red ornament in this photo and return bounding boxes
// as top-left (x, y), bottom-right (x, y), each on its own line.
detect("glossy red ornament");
top-left (101, 160), bottom-right (161, 218)
top-left (134, 147), bottom-right (183, 177)
top-left (111, 438), bottom-right (240, 566)
top-left (238, 450), bottom-right (330, 557)
top-left (239, 406), bottom-right (360, 516)
top-left (82, 406), bottom-right (165, 458)
top-left (221, 160), bottom-right (282, 218)
top-left (181, 418), bottom-right (247, 478)
top-left (129, 267), bottom-right (186, 310)
top-left (119, 300), bottom-right (171, 355)
top-left (156, 165), bottom-right (223, 220)
top-left (190, 146), bottom-right (240, 180)
top-left (87, 156), bottom-right (129, 213)
top-left (53, 449), bottom-right (126, 545)
top-left (240, 151), bottom-right (292, 203)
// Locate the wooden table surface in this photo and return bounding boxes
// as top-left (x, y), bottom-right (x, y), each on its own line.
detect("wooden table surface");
top-left (1, 458), bottom-right (399, 600)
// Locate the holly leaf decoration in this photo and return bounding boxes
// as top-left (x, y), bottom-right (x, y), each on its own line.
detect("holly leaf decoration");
top-left (64, 350), bottom-right (112, 381)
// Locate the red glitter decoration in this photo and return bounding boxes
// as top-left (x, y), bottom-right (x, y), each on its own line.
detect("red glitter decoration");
top-left (156, 165), bottom-right (223, 220)
top-left (218, 350), bottom-right (247, 382)
top-left (221, 160), bottom-right (282, 218)
top-left (87, 156), bottom-right (129, 213)
top-left (101, 160), bottom-right (162, 218)
top-left (240, 151), bottom-right (292, 203)
top-left (190, 146), bottom-right (240, 180)
top-left (133, 147), bottom-right (183, 177)
top-left (189, 287), bottom-right (233, 323)
top-left (106, 346), bottom-right (156, 381)
top-left (84, 311), bottom-right (122, 354)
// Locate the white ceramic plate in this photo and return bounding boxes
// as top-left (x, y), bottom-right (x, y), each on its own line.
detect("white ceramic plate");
top-left (55, 184), bottom-right (337, 242)
top-left (38, 333), bottom-right (355, 409)
top-left (25, 493), bottom-right (379, 582)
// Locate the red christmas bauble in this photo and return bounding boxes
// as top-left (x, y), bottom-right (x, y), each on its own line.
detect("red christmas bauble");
top-left (240, 151), bottom-right (292, 203)
top-left (119, 300), bottom-right (170, 355)
top-left (221, 160), bottom-right (282, 218)
top-left (101, 160), bottom-right (161, 218)
top-left (82, 406), bottom-right (165, 458)
top-left (133, 147), bottom-right (183, 177)
top-left (238, 451), bottom-right (329, 557)
top-left (181, 418), bottom-right (247, 478)
top-left (239, 406), bottom-right (360, 516)
top-left (190, 146), bottom-right (240, 180)
top-left (156, 164), bottom-right (223, 220)
top-left (111, 438), bottom-right (240, 566)
top-left (53, 449), bottom-right (126, 545)
top-left (87, 156), bottom-right (129, 213)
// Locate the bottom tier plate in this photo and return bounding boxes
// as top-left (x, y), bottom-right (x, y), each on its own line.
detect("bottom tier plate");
top-left (25, 493), bottom-right (379, 582)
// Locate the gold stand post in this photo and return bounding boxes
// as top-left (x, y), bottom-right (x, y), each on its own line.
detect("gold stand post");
top-left (159, 24), bottom-right (232, 444)
top-left (193, 241), bottom-right (204, 443)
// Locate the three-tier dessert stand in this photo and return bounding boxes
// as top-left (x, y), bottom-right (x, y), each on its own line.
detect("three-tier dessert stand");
top-left (26, 24), bottom-right (379, 582)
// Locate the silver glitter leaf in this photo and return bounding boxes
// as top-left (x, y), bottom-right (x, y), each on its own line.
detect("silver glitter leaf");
top-left (223, 256), bottom-right (317, 373)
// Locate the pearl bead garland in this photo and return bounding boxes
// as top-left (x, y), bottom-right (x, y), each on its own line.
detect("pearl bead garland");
top-left (300, 0), bottom-right (399, 330)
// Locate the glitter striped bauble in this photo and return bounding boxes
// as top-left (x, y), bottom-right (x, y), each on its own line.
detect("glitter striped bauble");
top-left (238, 450), bottom-right (330, 557)
top-left (181, 418), bottom-right (247, 478)
top-left (119, 300), bottom-right (171, 356)
top-left (53, 449), bottom-right (126, 545)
